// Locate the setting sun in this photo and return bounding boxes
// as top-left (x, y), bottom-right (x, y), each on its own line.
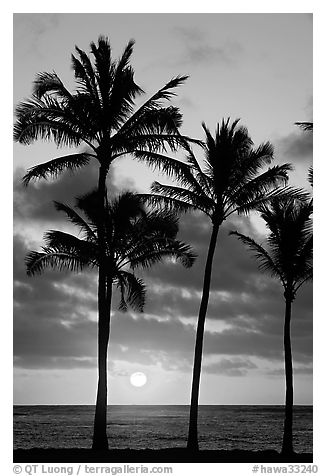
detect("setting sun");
top-left (130, 372), bottom-right (147, 387)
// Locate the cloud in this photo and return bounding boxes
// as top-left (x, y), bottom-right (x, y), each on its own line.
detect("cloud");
top-left (275, 130), bottom-right (313, 164)
top-left (203, 357), bottom-right (257, 377)
top-left (266, 365), bottom-right (313, 377)
top-left (14, 258), bottom-right (312, 371)
top-left (174, 27), bottom-right (243, 66)
top-left (13, 196), bottom-right (312, 372)
top-left (13, 168), bottom-right (312, 376)
top-left (173, 27), bottom-right (206, 43)
top-left (13, 157), bottom-right (122, 225)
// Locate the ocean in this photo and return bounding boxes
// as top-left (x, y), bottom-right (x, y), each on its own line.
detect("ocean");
top-left (13, 405), bottom-right (312, 453)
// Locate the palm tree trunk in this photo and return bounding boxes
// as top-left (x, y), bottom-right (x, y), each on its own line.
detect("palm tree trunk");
top-left (92, 165), bottom-right (110, 450)
top-left (92, 277), bottom-right (112, 450)
top-left (281, 295), bottom-right (294, 455)
top-left (187, 223), bottom-right (219, 452)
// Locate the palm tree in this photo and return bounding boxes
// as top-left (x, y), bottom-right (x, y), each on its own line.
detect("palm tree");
top-left (230, 195), bottom-right (312, 455)
top-left (141, 118), bottom-right (294, 451)
top-left (25, 190), bottom-right (196, 450)
top-left (14, 36), bottom-right (199, 449)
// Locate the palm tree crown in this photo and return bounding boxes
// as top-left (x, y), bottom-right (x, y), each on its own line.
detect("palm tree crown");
top-left (230, 195), bottom-right (312, 301)
top-left (26, 190), bottom-right (196, 310)
top-left (145, 118), bottom-right (292, 222)
top-left (14, 36), bottom-right (197, 185)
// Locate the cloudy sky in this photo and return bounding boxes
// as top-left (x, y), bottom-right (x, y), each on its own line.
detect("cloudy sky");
top-left (13, 13), bottom-right (312, 405)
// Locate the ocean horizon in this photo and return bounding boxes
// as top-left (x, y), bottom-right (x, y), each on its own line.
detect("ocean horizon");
top-left (14, 404), bottom-right (313, 453)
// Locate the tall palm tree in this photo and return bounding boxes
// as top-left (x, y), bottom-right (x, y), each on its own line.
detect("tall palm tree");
top-left (26, 190), bottom-right (196, 450)
top-left (14, 36), bottom-right (198, 449)
top-left (230, 195), bottom-right (312, 455)
top-left (141, 118), bottom-right (294, 451)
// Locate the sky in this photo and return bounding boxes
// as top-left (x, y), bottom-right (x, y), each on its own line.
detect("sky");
top-left (13, 13), bottom-right (313, 405)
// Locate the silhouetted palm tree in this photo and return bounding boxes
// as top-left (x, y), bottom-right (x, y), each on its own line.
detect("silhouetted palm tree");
top-left (26, 190), bottom-right (196, 449)
top-left (14, 36), bottom-right (198, 449)
top-left (142, 118), bottom-right (293, 451)
top-left (230, 195), bottom-right (312, 455)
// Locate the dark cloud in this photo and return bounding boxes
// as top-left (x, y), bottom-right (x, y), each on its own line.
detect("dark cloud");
top-left (14, 356), bottom-right (97, 370)
top-left (14, 258), bottom-right (312, 371)
top-left (13, 168), bottom-right (312, 375)
top-left (143, 211), bottom-right (261, 294)
top-left (14, 157), bottom-right (122, 224)
top-left (275, 130), bottom-right (313, 164)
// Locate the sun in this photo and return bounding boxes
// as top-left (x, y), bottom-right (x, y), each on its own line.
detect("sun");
top-left (130, 372), bottom-right (147, 387)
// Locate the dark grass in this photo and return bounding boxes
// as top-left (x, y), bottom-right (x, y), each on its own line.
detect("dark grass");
top-left (13, 448), bottom-right (313, 463)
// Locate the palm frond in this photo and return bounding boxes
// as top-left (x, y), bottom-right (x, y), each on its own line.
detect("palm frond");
top-left (104, 40), bottom-right (144, 131)
top-left (295, 122), bottom-right (313, 131)
top-left (139, 207), bottom-right (180, 239)
top-left (114, 202), bottom-right (196, 271)
top-left (132, 150), bottom-right (204, 192)
top-left (114, 132), bottom-right (200, 158)
top-left (14, 94), bottom-right (95, 147)
top-left (294, 268), bottom-right (313, 294)
top-left (138, 193), bottom-right (195, 214)
top-left (22, 153), bottom-right (92, 186)
top-left (25, 249), bottom-right (89, 276)
top-left (293, 236), bottom-right (313, 284)
top-left (226, 141), bottom-right (275, 193)
top-left (33, 72), bottom-right (72, 101)
top-left (53, 201), bottom-right (97, 242)
top-left (230, 164), bottom-right (291, 214)
top-left (43, 230), bottom-right (97, 264)
top-left (116, 271), bottom-right (146, 312)
top-left (229, 231), bottom-right (284, 284)
top-left (233, 185), bottom-right (310, 216)
top-left (74, 189), bottom-right (105, 228)
top-left (112, 105), bottom-right (191, 155)
top-left (151, 181), bottom-right (213, 216)
top-left (106, 66), bottom-right (143, 131)
top-left (127, 237), bottom-right (196, 270)
top-left (233, 194), bottom-right (312, 299)
top-left (72, 46), bottom-right (99, 102)
top-left (115, 75), bottom-right (188, 138)
top-left (260, 196), bottom-right (312, 275)
top-left (185, 147), bottom-right (213, 196)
